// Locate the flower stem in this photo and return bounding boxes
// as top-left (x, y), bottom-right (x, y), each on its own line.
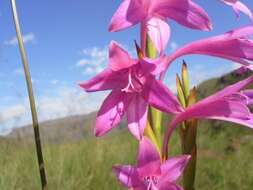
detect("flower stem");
top-left (10, 0), bottom-right (47, 189)
top-left (180, 120), bottom-right (198, 190)
top-left (176, 69), bottom-right (198, 190)
top-left (140, 24), bottom-right (163, 155)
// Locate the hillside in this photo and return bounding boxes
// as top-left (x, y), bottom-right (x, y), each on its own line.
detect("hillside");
top-left (7, 113), bottom-right (96, 143)
top-left (5, 70), bottom-right (252, 142)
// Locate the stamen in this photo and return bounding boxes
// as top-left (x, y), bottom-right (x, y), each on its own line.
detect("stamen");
top-left (143, 176), bottom-right (158, 190)
top-left (121, 68), bottom-right (143, 93)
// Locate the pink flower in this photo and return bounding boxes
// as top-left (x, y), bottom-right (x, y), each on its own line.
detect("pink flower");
top-left (109, 0), bottom-right (212, 53)
top-left (113, 137), bottom-right (190, 190)
top-left (221, 0), bottom-right (253, 20)
top-left (163, 75), bottom-right (253, 155)
top-left (79, 41), bottom-right (182, 140)
top-left (161, 25), bottom-right (253, 79)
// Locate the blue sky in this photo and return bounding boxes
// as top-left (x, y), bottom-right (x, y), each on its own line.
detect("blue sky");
top-left (0, 0), bottom-right (252, 134)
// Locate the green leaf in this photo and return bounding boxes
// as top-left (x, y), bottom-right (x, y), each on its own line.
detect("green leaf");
top-left (176, 74), bottom-right (186, 108)
top-left (149, 106), bottom-right (163, 147)
top-left (144, 121), bottom-right (161, 157)
top-left (182, 61), bottom-right (190, 99)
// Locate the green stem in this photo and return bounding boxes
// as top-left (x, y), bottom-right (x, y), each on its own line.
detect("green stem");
top-left (180, 120), bottom-right (198, 190)
top-left (145, 36), bottom-right (164, 151)
top-left (10, 0), bottom-right (47, 189)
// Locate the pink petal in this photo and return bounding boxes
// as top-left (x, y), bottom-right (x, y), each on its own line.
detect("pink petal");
top-left (201, 75), bottom-right (253, 104)
top-left (226, 92), bottom-right (248, 104)
top-left (113, 165), bottom-right (139, 188)
top-left (146, 17), bottom-right (171, 54)
top-left (164, 77), bottom-right (253, 156)
top-left (224, 25), bottom-right (253, 39)
top-left (222, 0), bottom-right (253, 20)
top-left (169, 77), bottom-right (253, 131)
top-left (109, 0), bottom-right (147, 32)
top-left (137, 160), bottom-right (162, 179)
top-left (95, 91), bottom-right (132, 137)
top-left (137, 137), bottom-right (161, 169)
top-left (217, 113), bottom-right (253, 128)
top-left (109, 41), bottom-right (136, 71)
top-left (160, 155), bottom-right (191, 183)
top-left (157, 183), bottom-right (184, 190)
top-left (242, 89), bottom-right (253, 105)
top-left (151, 0), bottom-right (212, 31)
top-left (142, 78), bottom-right (183, 114)
top-left (233, 1), bottom-right (253, 20)
top-left (79, 69), bottom-right (128, 92)
top-left (180, 100), bottom-right (252, 129)
top-left (140, 57), bottom-right (167, 75)
top-left (166, 26), bottom-right (253, 70)
top-left (127, 94), bottom-right (148, 140)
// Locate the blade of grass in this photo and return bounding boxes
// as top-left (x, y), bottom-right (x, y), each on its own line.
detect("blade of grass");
top-left (10, 0), bottom-right (47, 189)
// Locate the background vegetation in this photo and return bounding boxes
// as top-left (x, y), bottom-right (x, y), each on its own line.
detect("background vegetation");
top-left (0, 71), bottom-right (252, 190)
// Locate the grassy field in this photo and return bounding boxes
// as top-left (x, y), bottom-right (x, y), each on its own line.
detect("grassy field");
top-left (0, 121), bottom-right (252, 190)
top-left (0, 71), bottom-right (253, 190)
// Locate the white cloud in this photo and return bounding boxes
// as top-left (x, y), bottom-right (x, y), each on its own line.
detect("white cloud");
top-left (0, 105), bottom-right (26, 123)
top-left (82, 47), bottom-right (107, 58)
top-left (0, 85), bottom-right (106, 135)
top-left (36, 86), bottom-right (105, 122)
top-left (82, 67), bottom-right (95, 75)
top-left (51, 80), bottom-right (59, 85)
top-left (76, 46), bottom-right (108, 75)
top-left (170, 41), bottom-right (178, 52)
top-left (82, 66), bottom-right (103, 75)
top-left (4, 33), bottom-right (36, 46)
top-left (76, 59), bottom-right (89, 67)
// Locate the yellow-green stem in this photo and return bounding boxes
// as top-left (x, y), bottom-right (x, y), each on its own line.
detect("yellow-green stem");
top-left (180, 120), bottom-right (198, 190)
top-left (145, 35), bottom-right (164, 152)
top-left (10, 0), bottom-right (47, 189)
top-left (177, 71), bottom-right (197, 190)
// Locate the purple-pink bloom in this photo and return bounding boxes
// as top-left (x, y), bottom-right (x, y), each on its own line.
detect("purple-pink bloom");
top-left (109, 0), bottom-right (212, 53)
top-left (163, 75), bottom-right (253, 155)
top-left (221, 0), bottom-right (253, 20)
top-left (161, 25), bottom-right (253, 79)
top-left (114, 137), bottom-right (190, 190)
top-left (79, 41), bottom-right (182, 140)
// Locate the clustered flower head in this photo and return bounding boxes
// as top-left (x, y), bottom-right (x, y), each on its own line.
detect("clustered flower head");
top-left (80, 0), bottom-right (253, 189)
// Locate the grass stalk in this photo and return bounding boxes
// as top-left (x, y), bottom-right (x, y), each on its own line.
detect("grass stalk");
top-left (10, 0), bottom-right (47, 189)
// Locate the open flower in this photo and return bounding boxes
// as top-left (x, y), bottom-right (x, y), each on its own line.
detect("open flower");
top-left (163, 75), bottom-right (253, 156)
top-left (79, 41), bottom-right (182, 140)
top-left (109, 0), bottom-right (212, 53)
top-left (161, 25), bottom-right (253, 79)
top-left (114, 137), bottom-right (190, 190)
top-left (221, 0), bottom-right (253, 20)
